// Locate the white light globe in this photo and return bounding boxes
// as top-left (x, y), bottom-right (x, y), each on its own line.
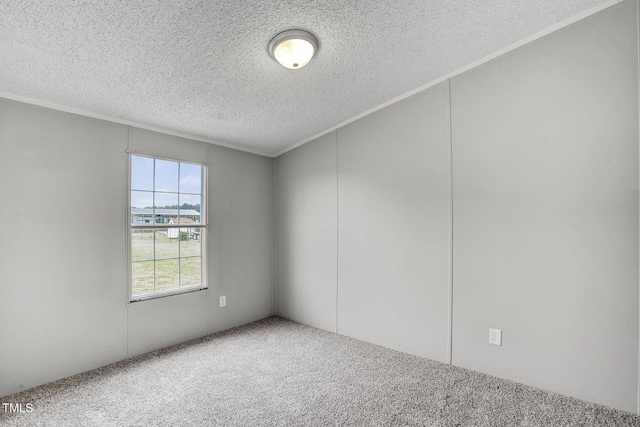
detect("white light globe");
top-left (274, 38), bottom-right (315, 69)
top-left (269, 30), bottom-right (318, 70)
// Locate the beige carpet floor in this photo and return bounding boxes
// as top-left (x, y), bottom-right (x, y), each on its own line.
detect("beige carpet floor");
top-left (1, 317), bottom-right (639, 426)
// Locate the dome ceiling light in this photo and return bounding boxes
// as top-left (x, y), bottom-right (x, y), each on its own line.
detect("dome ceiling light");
top-left (269, 29), bottom-right (318, 70)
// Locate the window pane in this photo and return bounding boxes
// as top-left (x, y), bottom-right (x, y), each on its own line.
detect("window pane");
top-left (180, 257), bottom-right (201, 287)
top-left (155, 159), bottom-right (179, 192)
top-left (132, 261), bottom-right (154, 296)
top-left (179, 163), bottom-right (202, 194)
top-left (131, 156), bottom-right (154, 191)
top-left (131, 229), bottom-right (154, 261)
top-left (131, 191), bottom-right (153, 224)
top-left (155, 229), bottom-right (179, 259)
top-left (179, 194), bottom-right (201, 224)
top-left (154, 193), bottom-right (179, 224)
top-left (156, 259), bottom-right (179, 292)
top-left (180, 229), bottom-right (201, 257)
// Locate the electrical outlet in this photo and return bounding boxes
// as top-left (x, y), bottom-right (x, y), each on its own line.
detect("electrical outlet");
top-left (489, 328), bottom-right (502, 346)
top-left (219, 296), bottom-right (226, 308)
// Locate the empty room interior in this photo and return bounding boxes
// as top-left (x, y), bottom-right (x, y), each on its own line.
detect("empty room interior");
top-left (1, 0), bottom-right (640, 425)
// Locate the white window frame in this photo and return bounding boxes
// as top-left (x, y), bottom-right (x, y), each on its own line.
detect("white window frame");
top-left (127, 152), bottom-right (208, 302)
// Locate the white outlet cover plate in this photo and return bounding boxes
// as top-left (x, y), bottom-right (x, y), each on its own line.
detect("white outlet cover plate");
top-left (489, 328), bottom-right (502, 346)
top-left (219, 296), bottom-right (226, 308)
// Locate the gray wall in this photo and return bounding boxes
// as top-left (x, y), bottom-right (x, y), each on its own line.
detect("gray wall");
top-left (275, 132), bottom-right (338, 332)
top-left (0, 99), bottom-right (274, 397)
top-left (450, 0), bottom-right (638, 412)
top-left (0, 101), bottom-right (130, 397)
top-left (275, 0), bottom-right (639, 413)
top-left (337, 83), bottom-right (451, 362)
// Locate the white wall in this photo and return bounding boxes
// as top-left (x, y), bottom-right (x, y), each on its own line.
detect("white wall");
top-left (275, 0), bottom-right (639, 413)
top-left (0, 99), bottom-right (274, 397)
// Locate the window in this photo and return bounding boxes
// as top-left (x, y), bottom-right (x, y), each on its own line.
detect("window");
top-left (129, 154), bottom-right (207, 300)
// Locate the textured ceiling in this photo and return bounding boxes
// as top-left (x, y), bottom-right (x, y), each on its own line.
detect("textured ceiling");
top-left (0, 0), bottom-right (614, 156)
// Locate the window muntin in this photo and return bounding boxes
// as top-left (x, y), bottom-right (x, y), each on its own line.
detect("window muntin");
top-left (130, 154), bottom-right (206, 300)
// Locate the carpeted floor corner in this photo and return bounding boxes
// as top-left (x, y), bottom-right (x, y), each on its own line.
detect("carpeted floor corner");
top-left (1, 317), bottom-right (639, 426)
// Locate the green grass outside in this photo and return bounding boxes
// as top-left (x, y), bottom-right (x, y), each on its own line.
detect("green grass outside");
top-left (131, 230), bottom-right (202, 296)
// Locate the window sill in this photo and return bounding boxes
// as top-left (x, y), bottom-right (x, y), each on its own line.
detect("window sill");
top-left (129, 286), bottom-right (208, 303)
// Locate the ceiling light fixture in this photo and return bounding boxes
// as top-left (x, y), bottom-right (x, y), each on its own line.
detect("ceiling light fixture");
top-left (269, 29), bottom-right (318, 70)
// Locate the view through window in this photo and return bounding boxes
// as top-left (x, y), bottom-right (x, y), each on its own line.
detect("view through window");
top-left (130, 155), bottom-right (206, 299)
